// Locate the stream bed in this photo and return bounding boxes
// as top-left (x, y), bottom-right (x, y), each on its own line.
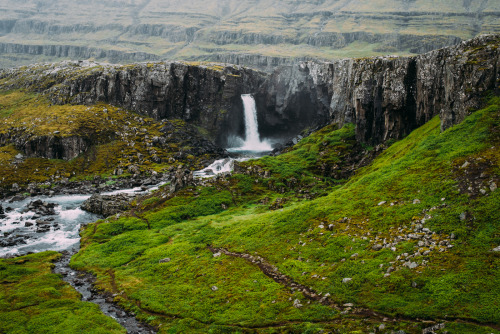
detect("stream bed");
top-left (53, 251), bottom-right (156, 334)
top-left (0, 188), bottom-right (158, 333)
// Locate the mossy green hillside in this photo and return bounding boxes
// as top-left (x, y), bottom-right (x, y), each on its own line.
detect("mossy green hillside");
top-left (0, 252), bottom-right (124, 334)
top-left (69, 97), bottom-right (500, 333)
top-left (0, 90), bottom-right (219, 188)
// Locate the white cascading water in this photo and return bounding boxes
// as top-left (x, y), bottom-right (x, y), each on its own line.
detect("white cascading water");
top-left (194, 94), bottom-right (271, 178)
top-left (237, 94), bottom-right (272, 151)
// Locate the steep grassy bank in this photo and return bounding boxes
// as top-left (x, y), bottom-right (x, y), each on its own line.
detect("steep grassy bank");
top-left (66, 96), bottom-right (500, 333)
top-left (0, 252), bottom-right (125, 333)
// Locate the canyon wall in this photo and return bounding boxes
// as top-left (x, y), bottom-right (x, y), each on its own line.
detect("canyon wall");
top-left (1, 35), bottom-right (499, 155)
top-left (0, 61), bottom-right (267, 147)
top-left (0, 43), bottom-right (160, 64)
top-left (258, 34), bottom-right (500, 143)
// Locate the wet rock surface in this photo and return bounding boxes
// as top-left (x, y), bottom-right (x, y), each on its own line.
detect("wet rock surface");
top-left (24, 199), bottom-right (57, 216)
top-left (0, 232), bottom-right (31, 247)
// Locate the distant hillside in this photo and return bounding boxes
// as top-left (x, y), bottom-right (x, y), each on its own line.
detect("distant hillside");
top-left (0, 0), bottom-right (499, 68)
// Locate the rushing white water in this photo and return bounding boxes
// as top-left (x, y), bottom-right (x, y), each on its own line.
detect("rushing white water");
top-left (0, 185), bottom-right (165, 258)
top-left (193, 158), bottom-right (235, 178)
top-left (0, 194), bottom-right (95, 257)
top-left (231, 94), bottom-right (272, 152)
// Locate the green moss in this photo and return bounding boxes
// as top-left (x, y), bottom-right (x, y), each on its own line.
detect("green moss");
top-left (0, 252), bottom-right (125, 334)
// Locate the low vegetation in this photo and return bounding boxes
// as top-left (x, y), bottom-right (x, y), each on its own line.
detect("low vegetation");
top-left (63, 96), bottom-right (500, 332)
top-left (0, 252), bottom-right (125, 333)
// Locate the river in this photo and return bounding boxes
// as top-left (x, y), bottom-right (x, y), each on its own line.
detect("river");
top-left (0, 93), bottom-right (272, 333)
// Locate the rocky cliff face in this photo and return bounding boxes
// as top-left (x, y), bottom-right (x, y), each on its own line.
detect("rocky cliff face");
top-left (0, 127), bottom-right (93, 160)
top-left (258, 34), bottom-right (500, 144)
top-left (1, 35), bottom-right (498, 151)
top-left (0, 61), bottom-right (267, 147)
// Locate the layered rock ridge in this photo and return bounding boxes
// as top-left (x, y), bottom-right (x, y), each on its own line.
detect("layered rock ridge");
top-left (0, 43), bottom-right (160, 64)
top-left (1, 0), bottom-right (499, 69)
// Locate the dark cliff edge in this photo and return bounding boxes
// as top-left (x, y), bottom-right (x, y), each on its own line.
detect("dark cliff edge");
top-left (0, 61), bottom-right (268, 149)
top-left (258, 34), bottom-right (500, 144)
top-left (0, 34), bottom-right (499, 156)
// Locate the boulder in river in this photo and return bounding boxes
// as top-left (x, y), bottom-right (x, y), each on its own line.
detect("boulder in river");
top-left (81, 194), bottom-right (134, 217)
top-left (26, 200), bottom-right (57, 216)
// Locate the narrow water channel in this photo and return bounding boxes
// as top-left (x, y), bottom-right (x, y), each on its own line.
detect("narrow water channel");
top-left (0, 188), bottom-right (159, 333)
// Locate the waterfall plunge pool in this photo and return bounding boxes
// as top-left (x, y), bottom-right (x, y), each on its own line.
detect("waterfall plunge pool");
top-left (194, 94), bottom-right (274, 178)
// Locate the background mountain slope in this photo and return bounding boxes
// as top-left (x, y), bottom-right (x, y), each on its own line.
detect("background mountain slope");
top-left (1, 0), bottom-right (499, 68)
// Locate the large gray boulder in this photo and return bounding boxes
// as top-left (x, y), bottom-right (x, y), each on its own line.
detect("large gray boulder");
top-left (81, 193), bottom-right (133, 217)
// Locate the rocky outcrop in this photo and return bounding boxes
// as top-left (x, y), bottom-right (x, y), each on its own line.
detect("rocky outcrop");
top-left (0, 127), bottom-right (94, 160)
top-left (257, 34), bottom-right (500, 144)
top-left (22, 135), bottom-right (90, 160)
top-left (81, 194), bottom-right (133, 217)
top-left (169, 166), bottom-right (194, 193)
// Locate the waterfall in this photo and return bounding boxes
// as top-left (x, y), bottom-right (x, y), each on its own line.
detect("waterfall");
top-left (236, 94), bottom-right (272, 151)
top-left (194, 94), bottom-right (271, 178)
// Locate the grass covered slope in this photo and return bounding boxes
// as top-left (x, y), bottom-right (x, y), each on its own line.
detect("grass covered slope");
top-left (69, 97), bottom-right (500, 333)
top-left (0, 252), bottom-right (124, 334)
top-left (0, 89), bottom-right (222, 190)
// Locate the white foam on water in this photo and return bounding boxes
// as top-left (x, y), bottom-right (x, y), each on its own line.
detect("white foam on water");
top-left (57, 206), bottom-right (86, 221)
top-left (0, 247), bottom-right (20, 258)
top-left (1, 228), bottom-right (81, 257)
top-left (51, 194), bottom-right (92, 202)
top-left (32, 228), bottom-right (80, 250)
top-left (146, 182), bottom-right (167, 192)
top-left (0, 209), bottom-right (36, 233)
top-left (103, 187), bottom-right (144, 196)
top-left (194, 158), bottom-right (235, 178)
top-left (1, 183), bottom-right (171, 257)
